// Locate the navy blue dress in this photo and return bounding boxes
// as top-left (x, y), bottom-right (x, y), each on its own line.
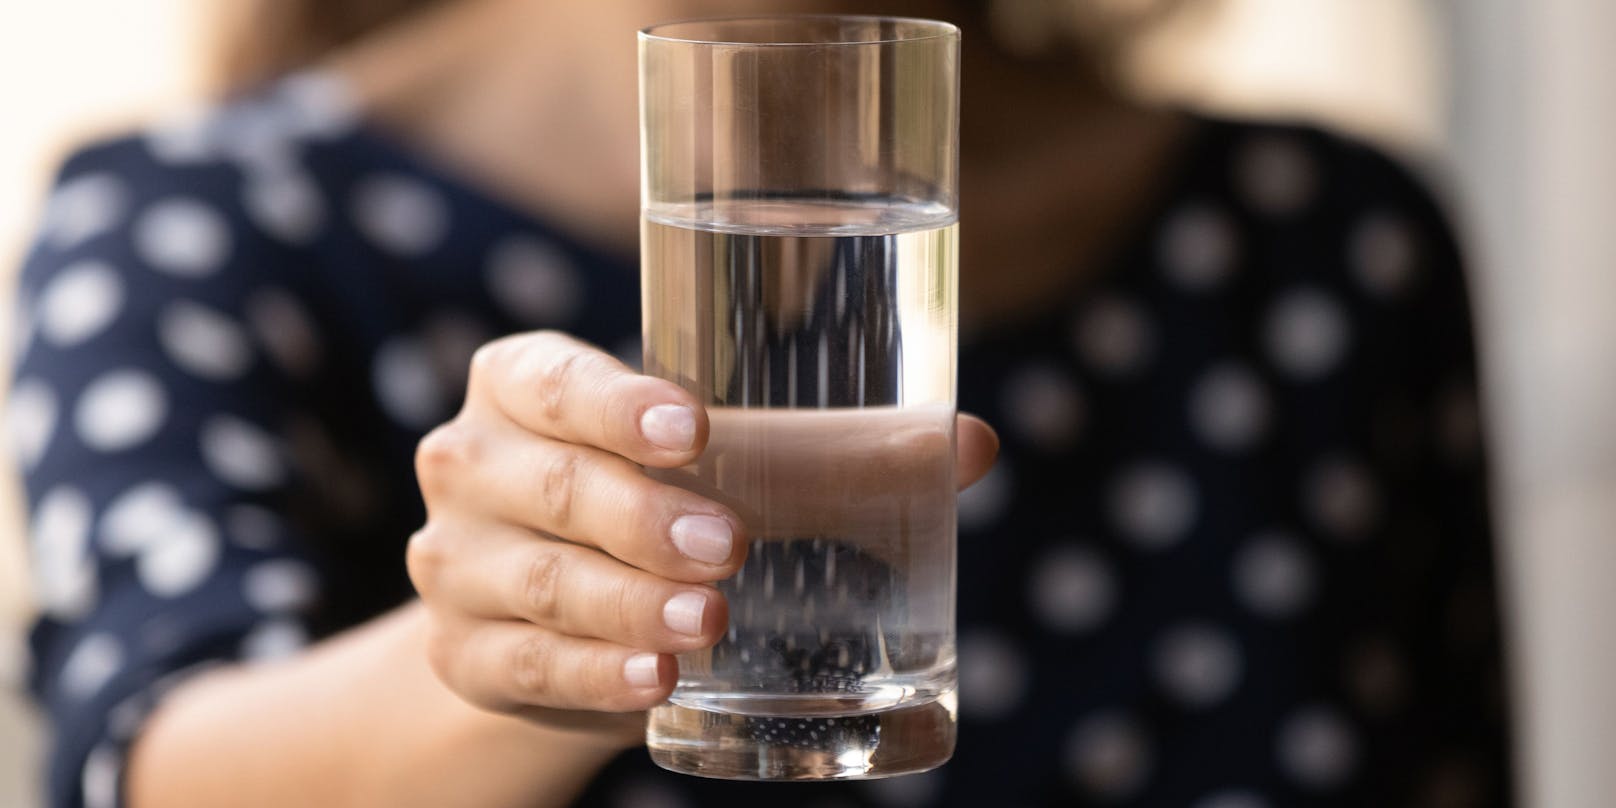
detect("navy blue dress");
top-left (12, 73), bottom-right (1511, 807)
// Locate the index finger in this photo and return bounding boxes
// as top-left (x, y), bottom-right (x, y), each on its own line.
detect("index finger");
top-left (470, 331), bottom-right (706, 468)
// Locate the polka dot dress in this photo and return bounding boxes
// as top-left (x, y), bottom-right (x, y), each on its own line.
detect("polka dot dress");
top-left (10, 73), bottom-right (1512, 807)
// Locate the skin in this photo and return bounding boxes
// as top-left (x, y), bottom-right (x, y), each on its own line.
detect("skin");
top-left (127, 1), bottom-right (1185, 806)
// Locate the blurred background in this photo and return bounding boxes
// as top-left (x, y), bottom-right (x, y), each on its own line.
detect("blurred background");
top-left (0, 0), bottom-right (1609, 805)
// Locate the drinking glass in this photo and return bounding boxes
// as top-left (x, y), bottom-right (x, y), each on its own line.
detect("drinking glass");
top-left (639, 15), bottom-right (960, 781)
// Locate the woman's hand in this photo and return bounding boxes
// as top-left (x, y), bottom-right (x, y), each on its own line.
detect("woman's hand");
top-left (407, 331), bottom-right (998, 745)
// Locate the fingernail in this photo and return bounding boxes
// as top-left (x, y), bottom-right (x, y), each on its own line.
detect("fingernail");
top-left (662, 591), bottom-right (708, 636)
top-left (670, 515), bottom-right (733, 564)
top-left (623, 653), bottom-right (662, 688)
top-left (640, 404), bottom-right (696, 451)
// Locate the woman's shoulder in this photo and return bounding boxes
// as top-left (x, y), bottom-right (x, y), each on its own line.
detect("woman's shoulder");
top-left (52, 71), bottom-right (360, 179)
top-left (23, 73), bottom-right (361, 282)
top-left (1187, 114), bottom-right (1455, 223)
top-left (1166, 114), bottom-right (1468, 301)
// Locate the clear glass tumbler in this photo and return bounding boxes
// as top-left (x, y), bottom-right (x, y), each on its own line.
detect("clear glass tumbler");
top-left (639, 15), bottom-right (961, 780)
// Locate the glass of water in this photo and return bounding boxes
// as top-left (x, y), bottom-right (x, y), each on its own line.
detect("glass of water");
top-left (639, 16), bottom-right (960, 780)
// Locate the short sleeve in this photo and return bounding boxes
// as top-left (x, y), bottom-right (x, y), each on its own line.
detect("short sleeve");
top-left (11, 136), bottom-right (330, 808)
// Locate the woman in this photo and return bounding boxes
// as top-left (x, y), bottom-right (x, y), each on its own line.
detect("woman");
top-left (13, 0), bottom-right (1511, 806)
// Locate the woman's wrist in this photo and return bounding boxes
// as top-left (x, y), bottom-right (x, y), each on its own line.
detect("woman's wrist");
top-left (389, 599), bottom-right (644, 753)
top-left (350, 601), bottom-right (635, 805)
top-left (128, 601), bottom-right (631, 808)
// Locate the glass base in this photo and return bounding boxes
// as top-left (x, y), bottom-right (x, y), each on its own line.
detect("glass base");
top-left (646, 690), bottom-right (957, 781)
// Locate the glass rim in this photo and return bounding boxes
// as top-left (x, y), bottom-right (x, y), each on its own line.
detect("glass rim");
top-left (638, 14), bottom-right (960, 48)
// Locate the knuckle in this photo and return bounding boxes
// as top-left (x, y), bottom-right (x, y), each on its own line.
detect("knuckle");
top-left (607, 576), bottom-right (643, 639)
top-left (536, 448), bottom-right (583, 530)
top-left (522, 549), bottom-right (566, 623)
top-left (510, 632), bottom-right (553, 698)
top-left (466, 340), bottom-right (505, 393)
top-left (415, 422), bottom-right (478, 495)
top-left (405, 526), bottom-right (448, 597)
top-left (537, 349), bottom-right (590, 423)
top-left (626, 483), bottom-right (669, 543)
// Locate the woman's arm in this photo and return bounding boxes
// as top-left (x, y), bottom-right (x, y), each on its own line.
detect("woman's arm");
top-left (127, 601), bottom-right (628, 808)
top-left (126, 325), bottom-right (1000, 807)
top-left (13, 139), bottom-right (675, 807)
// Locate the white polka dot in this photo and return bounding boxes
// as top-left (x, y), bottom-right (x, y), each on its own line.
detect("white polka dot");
top-left (74, 369), bottom-right (168, 452)
top-left (241, 619), bottom-right (309, 661)
top-left (137, 512), bottom-right (220, 597)
top-left (1108, 463), bottom-right (1197, 550)
top-left (1160, 204), bottom-right (1238, 289)
top-left (44, 173), bottom-right (127, 249)
top-left (225, 504), bottom-right (285, 550)
top-left (1152, 623), bottom-right (1243, 708)
top-left (1189, 363), bottom-right (1270, 451)
top-left (1028, 544), bottom-right (1115, 634)
top-left (1232, 533), bottom-right (1315, 619)
top-left (1265, 289), bottom-right (1349, 379)
top-left (38, 260), bottom-right (124, 346)
top-left (6, 378), bottom-right (58, 469)
top-left (145, 108), bottom-right (219, 165)
top-left (1236, 135), bottom-right (1318, 216)
top-left (243, 560), bottom-right (318, 614)
top-left (1304, 457), bottom-right (1380, 540)
top-left (487, 236), bottom-right (585, 324)
top-left (1350, 213), bottom-right (1418, 298)
top-left (957, 629), bottom-right (1030, 720)
top-left (1001, 364), bottom-right (1083, 448)
top-left (863, 768), bottom-right (944, 807)
top-left (100, 482), bottom-right (187, 556)
top-left (275, 71), bottom-right (360, 139)
top-left (200, 415), bottom-right (287, 491)
top-left (1277, 707), bottom-right (1358, 789)
top-left (82, 744), bottom-right (121, 808)
top-left (352, 175), bottom-right (449, 256)
top-left (133, 198), bottom-right (232, 277)
top-left (372, 337), bottom-right (447, 429)
top-left (158, 300), bottom-right (254, 380)
top-left (1346, 637), bottom-right (1408, 717)
top-left (1192, 790), bottom-right (1269, 808)
top-left (610, 779), bottom-right (693, 808)
top-left (245, 287), bottom-right (320, 376)
top-left (59, 633), bottom-right (123, 700)
top-left (1073, 297), bottom-right (1154, 376)
top-left (203, 108), bottom-right (290, 176)
top-left (30, 486), bottom-right (96, 620)
top-left (243, 171), bottom-right (325, 244)
top-left (958, 464), bottom-right (1012, 531)
top-left (1064, 712), bottom-right (1151, 798)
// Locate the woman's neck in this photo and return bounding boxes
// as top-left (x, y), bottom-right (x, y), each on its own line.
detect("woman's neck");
top-left (330, 0), bottom-right (1189, 328)
top-left (329, 0), bottom-right (644, 253)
